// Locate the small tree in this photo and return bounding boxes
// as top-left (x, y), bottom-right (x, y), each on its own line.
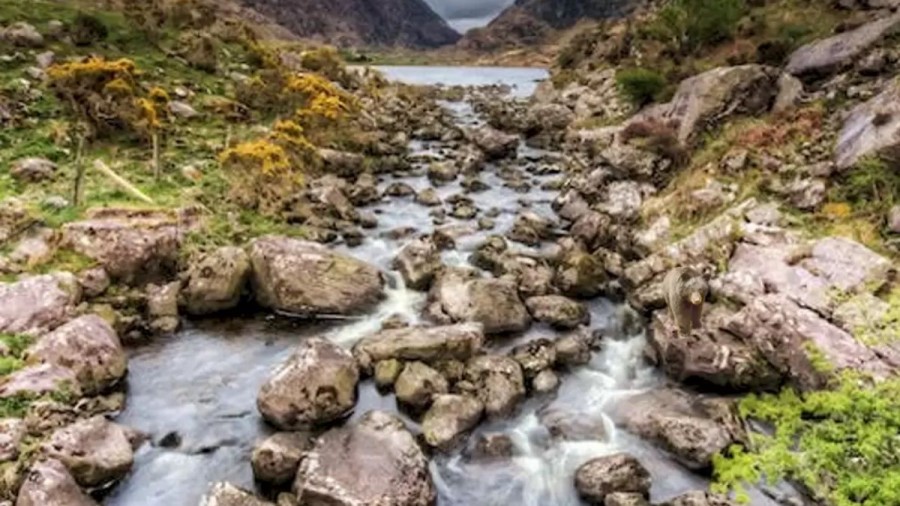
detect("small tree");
top-left (616, 67), bottom-right (667, 106)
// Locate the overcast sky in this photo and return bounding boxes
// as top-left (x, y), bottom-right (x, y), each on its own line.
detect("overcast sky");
top-left (423, 0), bottom-right (516, 33)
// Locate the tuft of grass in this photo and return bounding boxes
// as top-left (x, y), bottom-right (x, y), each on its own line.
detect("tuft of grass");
top-left (616, 68), bottom-right (667, 106)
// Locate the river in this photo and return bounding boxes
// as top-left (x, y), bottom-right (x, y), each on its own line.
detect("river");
top-left (106, 66), bottom-right (758, 506)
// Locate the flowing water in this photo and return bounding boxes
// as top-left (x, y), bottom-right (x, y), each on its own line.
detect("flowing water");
top-left (106, 67), bottom-right (772, 506)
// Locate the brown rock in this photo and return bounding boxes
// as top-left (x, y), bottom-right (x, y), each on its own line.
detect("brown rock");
top-left (0, 273), bottom-right (80, 336)
top-left (42, 416), bottom-right (134, 487)
top-left (251, 432), bottom-right (313, 486)
top-left (16, 459), bottom-right (98, 506)
top-left (574, 453), bottom-right (651, 505)
top-left (182, 247), bottom-right (250, 315)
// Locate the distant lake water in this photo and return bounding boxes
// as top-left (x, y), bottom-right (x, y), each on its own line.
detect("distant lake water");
top-left (371, 66), bottom-right (549, 97)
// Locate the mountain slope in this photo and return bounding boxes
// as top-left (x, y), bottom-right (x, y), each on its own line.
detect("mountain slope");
top-left (239, 0), bottom-right (461, 48)
top-left (459, 0), bottom-right (639, 51)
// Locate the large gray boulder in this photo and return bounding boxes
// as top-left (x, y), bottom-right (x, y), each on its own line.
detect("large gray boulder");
top-left (1, 22), bottom-right (45, 48)
top-left (249, 236), bottom-right (384, 316)
top-left (257, 338), bottom-right (359, 430)
top-left (26, 314), bottom-right (126, 395)
top-left (393, 239), bottom-right (441, 291)
top-left (421, 394), bottom-right (484, 450)
top-left (465, 355), bottom-right (526, 419)
top-left (428, 269), bottom-right (530, 334)
top-left (786, 13), bottom-right (900, 80)
top-left (182, 247), bottom-right (251, 315)
top-left (0, 273), bottom-right (80, 337)
top-left (294, 411), bottom-right (435, 506)
top-left (199, 482), bottom-right (274, 506)
top-left (835, 79), bottom-right (900, 170)
top-left (574, 453), bottom-right (651, 505)
top-left (42, 416), bottom-right (134, 487)
top-left (353, 323), bottom-right (484, 372)
top-left (15, 459), bottom-right (98, 506)
top-left (627, 65), bottom-right (777, 145)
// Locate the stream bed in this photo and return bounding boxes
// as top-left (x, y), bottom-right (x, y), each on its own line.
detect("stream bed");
top-left (106, 67), bottom-right (769, 506)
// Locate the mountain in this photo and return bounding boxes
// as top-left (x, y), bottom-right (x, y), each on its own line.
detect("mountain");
top-left (238, 0), bottom-right (461, 48)
top-left (459, 0), bottom-right (639, 51)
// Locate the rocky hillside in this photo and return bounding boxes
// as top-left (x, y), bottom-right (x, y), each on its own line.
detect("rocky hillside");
top-left (458, 0), bottom-right (640, 52)
top-left (240, 0), bottom-right (461, 48)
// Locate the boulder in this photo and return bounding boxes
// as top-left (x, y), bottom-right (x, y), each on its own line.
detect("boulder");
top-left (168, 100), bottom-right (199, 119)
top-left (786, 13), bottom-right (900, 80)
top-left (42, 416), bottom-right (134, 487)
top-left (510, 338), bottom-right (557, 379)
top-left (77, 267), bottom-right (110, 298)
top-left (348, 173), bottom-right (380, 206)
top-left (609, 389), bottom-right (743, 470)
top-left (428, 161), bottom-right (458, 183)
top-left (0, 418), bottom-right (25, 462)
top-left (182, 247), bottom-right (251, 315)
top-left (26, 314), bottom-right (126, 394)
top-left (251, 432), bottom-right (313, 486)
top-left (394, 361), bottom-right (448, 411)
top-left (294, 411), bottom-right (435, 506)
top-left (249, 236), bottom-right (384, 316)
top-left (468, 126), bottom-right (518, 160)
top-left (257, 338), bottom-right (359, 430)
top-left (627, 65), bottom-right (777, 145)
top-left (554, 332), bottom-right (592, 367)
top-left (574, 453), bottom-right (651, 505)
top-left (889, 205), bottom-right (900, 233)
top-left (428, 269), bottom-right (530, 334)
top-left (415, 188), bottom-right (442, 207)
top-left (0, 198), bottom-right (34, 245)
top-left (835, 79), bottom-right (900, 170)
top-left (508, 211), bottom-right (556, 246)
top-left (1, 22), bottom-right (44, 48)
top-left (374, 359), bottom-right (403, 389)
top-left (465, 355), bottom-right (526, 419)
top-left (318, 149), bottom-right (366, 178)
top-left (200, 482), bottom-right (274, 506)
top-left (532, 369), bottom-right (559, 393)
top-left (525, 103), bottom-right (574, 135)
top-left (555, 246), bottom-right (607, 298)
top-left (0, 273), bottom-right (80, 336)
top-left (538, 406), bottom-right (608, 443)
top-left (604, 493), bottom-right (650, 506)
top-left (62, 210), bottom-right (182, 285)
top-left (146, 281), bottom-right (180, 334)
top-left (353, 323), bottom-right (484, 372)
top-left (10, 158), bottom-right (56, 182)
top-left (772, 73), bottom-right (804, 114)
top-left (15, 459), bottom-right (98, 506)
top-left (393, 239), bottom-right (441, 291)
top-left (421, 394), bottom-right (484, 450)
top-left (0, 364), bottom-right (81, 399)
top-left (525, 295), bottom-right (589, 329)
top-left (660, 491), bottom-right (738, 506)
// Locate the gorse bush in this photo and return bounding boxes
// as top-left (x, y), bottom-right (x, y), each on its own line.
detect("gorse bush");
top-left (616, 67), bottom-right (667, 106)
top-left (651, 0), bottom-right (746, 54)
top-left (713, 373), bottom-right (900, 506)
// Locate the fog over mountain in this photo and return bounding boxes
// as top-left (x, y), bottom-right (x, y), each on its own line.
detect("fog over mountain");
top-left (424, 0), bottom-right (515, 33)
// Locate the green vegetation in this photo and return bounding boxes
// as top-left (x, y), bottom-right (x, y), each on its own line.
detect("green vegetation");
top-left (616, 68), bottom-right (667, 106)
top-left (649, 0), bottom-right (746, 54)
top-left (0, 333), bottom-right (33, 377)
top-left (831, 157), bottom-right (900, 220)
top-left (714, 374), bottom-right (900, 506)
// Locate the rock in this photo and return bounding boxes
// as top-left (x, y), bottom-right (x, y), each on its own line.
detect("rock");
top-left (428, 161), bottom-right (458, 183)
top-left (469, 433), bottom-right (515, 461)
top-left (182, 247), bottom-right (251, 315)
top-left (43, 416), bottom-right (134, 487)
top-left (26, 314), bottom-right (125, 394)
top-left (251, 432), bottom-right (313, 486)
top-left (147, 281), bottom-right (180, 334)
top-left (785, 178), bottom-right (826, 210)
top-left (835, 79), bottom-right (900, 170)
top-left (525, 103), bottom-right (574, 135)
top-left (0, 273), bottom-right (80, 337)
top-left (469, 126), bottom-right (518, 160)
top-left (532, 369), bottom-right (559, 393)
top-left (508, 211), bottom-right (555, 246)
top-left (786, 13), bottom-right (900, 80)
top-left (168, 100), bottom-right (199, 119)
top-left (77, 267), bottom-right (110, 298)
top-left (10, 158), bottom-right (56, 182)
top-left (611, 389), bottom-right (743, 470)
top-left (394, 361), bottom-right (448, 411)
top-left (554, 332), bottom-right (591, 367)
top-left (8, 228), bottom-right (55, 268)
top-left (539, 406), bottom-right (608, 442)
top-left (200, 482), bottom-right (274, 506)
top-left (597, 181), bottom-right (644, 222)
top-left (510, 339), bottom-right (557, 378)
top-left (660, 491), bottom-right (738, 506)
top-left (0, 364), bottom-right (81, 399)
top-left (319, 149), bottom-right (366, 178)
top-left (15, 459), bottom-right (98, 506)
top-left (257, 338), bottom-right (359, 430)
top-left (393, 239), bottom-right (441, 290)
top-left (772, 73), bottom-right (804, 114)
top-left (62, 210), bottom-right (182, 285)
top-left (428, 269), bottom-right (530, 334)
top-left (525, 295), bottom-right (589, 329)
top-left (1, 22), bottom-right (44, 48)
top-left (628, 65), bottom-right (777, 145)
top-left (385, 182), bottom-right (415, 197)
top-left (421, 394), bottom-right (484, 450)
top-left (0, 419), bottom-right (25, 462)
top-left (35, 51), bottom-right (54, 69)
top-left (249, 235), bottom-right (383, 316)
top-left (348, 173), bottom-right (379, 206)
top-left (465, 355), bottom-right (525, 419)
top-left (574, 453), bottom-right (651, 505)
top-left (555, 246), bottom-right (607, 298)
top-left (353, 323), bottom-right (484, 372)
top-left (374, 359), bottom-right (403, 389)
top-left (415, 188), bottom-right (442, 207)
top-left (604, 493), bottom-right (650, 506)
top-left (889, 205), bottom-right (900, 233)
top-left (294, 411), bottom-right (435, 506)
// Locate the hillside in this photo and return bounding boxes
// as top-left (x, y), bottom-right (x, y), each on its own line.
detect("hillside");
top-left (239, 0), bottom-right (461, 48)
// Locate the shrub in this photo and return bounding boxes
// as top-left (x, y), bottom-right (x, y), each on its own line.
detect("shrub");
top-left (832, 157), bottom-right (900, 217)
top-left (651, 0), bottom-right (746, 54)
top-left (616, 68), bottom-right (667, 106)
top-left (70, 14), bottom-right (109, 47)
top-left (713, 373), bottom-right (900, 506)
top-left (300, 47), bottom-right (352, 88)
top-left (621, 118), bottom-right (688, 169)
top-left (178, 31), bottom-right (218, 73)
